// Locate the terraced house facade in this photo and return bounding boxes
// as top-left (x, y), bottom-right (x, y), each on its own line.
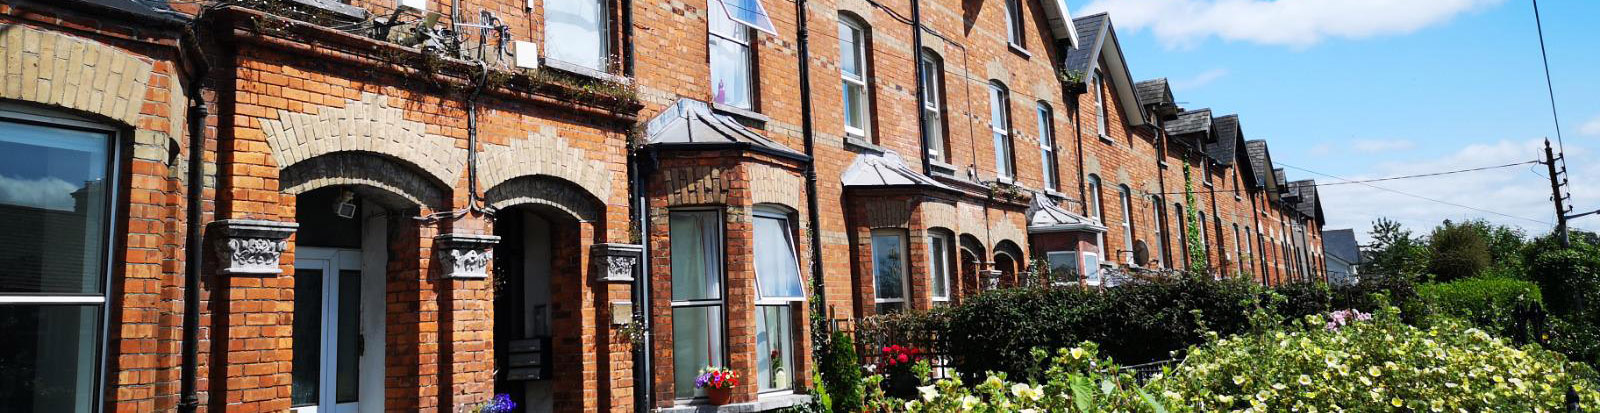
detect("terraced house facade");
top-left (0, 0), bottom-right (1325, 412)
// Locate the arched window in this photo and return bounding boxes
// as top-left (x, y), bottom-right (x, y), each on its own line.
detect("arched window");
top-left (871, 228), bottom-right (908, 313)
top-left (839, 16), bottom-right (871, 140)
top-left (927, 230), bottom-right (953, 304)
top-left (988, 81), bottom-right (1014, 179)
top-left (919, 50), bottom-right (946, 160)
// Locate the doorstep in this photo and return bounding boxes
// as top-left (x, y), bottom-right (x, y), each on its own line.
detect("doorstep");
top-left (658, 394), bottom-right (813, 413)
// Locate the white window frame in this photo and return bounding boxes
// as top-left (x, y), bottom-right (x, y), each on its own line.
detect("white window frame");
top-left (919, 50), bottom-right (944, 160)
top-left (1151, 197), bottom-right (1167, 269)
top-left (1087, 174), bottom-right (1104, 255)
top-left (1045, 250), bottom-right (1078, 286)
top-left (751, 208), bottom-right (801, 394)
top-left (1081, 252), bottom-right (1102, 286)
top-left (708, 0), bottom-right (755, 110)
top-left (1003, 0), bottom-right (1024, 45)
top-left (544, 0), bottom-right (609, 72)
top-left (928, 232), bottom-right (952, 304)
top-left (1117, 185), bottom-right (1134, 264)
top-left (668, 209), bottom-right (726, 400)
top-left (839, 17), bottom-right (870, 139)
top-left (870, 229), bottom-right (909, 313)
top-left (1093, 70), bottom-right (1107, 138)
top-left (0, 106), bottom-right (121, 413)
top-left (989, 82), bottom-right (1013, 180)
top-left (1037, 102), bottom-right (1056, 190)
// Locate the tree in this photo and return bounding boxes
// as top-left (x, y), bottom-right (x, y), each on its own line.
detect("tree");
top-left (1455, 219), bottom-right (1527, 277)
top-left (1363, 218), bottom-right (1428, 278)
top-left (1428, 220), bottom-right (1490, 282)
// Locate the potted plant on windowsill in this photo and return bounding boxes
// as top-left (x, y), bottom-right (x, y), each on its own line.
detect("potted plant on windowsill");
top-left (696, 366), bottom-right (740, 405)
top-left (1059, 69), bottom-right (1088, 94)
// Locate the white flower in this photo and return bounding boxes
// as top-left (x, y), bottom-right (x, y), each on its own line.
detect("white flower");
top-left (1011, 383), bottom-right (1043, 401)
top-left (959, 395), bottom-right (980, 410)
top-left (917, 385), bottom-right (938, 402)
top-left (1069, 347), bottom-right (1088, 360)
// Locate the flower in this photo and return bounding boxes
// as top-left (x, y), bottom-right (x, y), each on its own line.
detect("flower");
top-left (918, 385), bottom-right (938, 402)
top-left (1011, 383), bottom-right (1043, 401)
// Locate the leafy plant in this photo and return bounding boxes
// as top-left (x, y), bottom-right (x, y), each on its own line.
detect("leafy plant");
top-left (1419, 275), bottom-right (1543, 341)
top-left (1428, 220), bottom-right (1491, 282)
top-left (821, 330), bottom-right (864, 413)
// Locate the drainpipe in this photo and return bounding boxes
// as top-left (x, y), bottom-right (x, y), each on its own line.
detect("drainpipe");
top-left (177, 25), bottom-right (211, 413)
top-left (910, 0), bottom-right (929, 176)
top-left (630, 147), bottom-right (653, 412)
top-left (1152, 117), bottom-right (1169, 268)
top-left (795, 0), bottom-right (829, 350)
top-left (622, 0), bottom-right (634, 77)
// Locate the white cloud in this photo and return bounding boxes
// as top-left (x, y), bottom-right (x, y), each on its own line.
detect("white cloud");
top-left (1078, 0), bottom-right (1505, 49)
top-left (1351, 139), bottom-right (1416, 153)
top-left (1308, 143), bottom-right (1334, 156)
top-left (0, 175), bottom-right (79, 211)
top-left (1580, 114), bottom-right (1600, 136)
top-left (1315, 139), bottom-right (1598, 244)
top-left (1170, 68), bottom-right (1229, 91)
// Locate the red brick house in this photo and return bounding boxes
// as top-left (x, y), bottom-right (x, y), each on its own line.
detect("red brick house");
top-left (0, 0), bottom-right (1327, 411)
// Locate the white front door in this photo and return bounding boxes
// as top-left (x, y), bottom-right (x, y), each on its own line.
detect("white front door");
top-left (292, 247), bottom-right (368, 413)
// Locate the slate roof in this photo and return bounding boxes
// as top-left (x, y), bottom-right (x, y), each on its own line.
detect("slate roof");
top-left (841, 150), bottom-right (956, 191)
top-left (1063, 13), bottom-right (1108, 78)
top-left (52, 0), bottom-right (186, 24)
top-left (1289, 180), bottom-right (1321, 220)
top-left (1206, 114), bottom-right (1240, 165)
top-left (644, 99), bottom-right (806, 160)
top-left (1245, 140), bottom-right (1272, 187)
top-left (1135, 78), bottom-right (1173, 108)
top-left (1164, 108), bottom-right (1211, 148)
top-left (1322, 229), bottom-right (1361, 266)
top-left (1063, 13), bottom-right (1148, 126)
top-left (1027, 193), bottom-right (1107, 234)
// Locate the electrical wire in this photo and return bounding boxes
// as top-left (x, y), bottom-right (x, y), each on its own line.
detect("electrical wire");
top-left (1145, 159), bottom-right (1537, 196)
top-left (1276, 163), bottom-right (1554, 226)
top-left (1530, 0), bottom-right (1567, 174)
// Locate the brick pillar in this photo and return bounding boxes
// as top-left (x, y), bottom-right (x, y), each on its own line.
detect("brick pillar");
top-left (384, 219), bottom-right (430, 411)
top-left (208, 219), bottom-right (298, 412)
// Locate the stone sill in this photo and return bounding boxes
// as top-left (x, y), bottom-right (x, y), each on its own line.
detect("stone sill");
top-left (844, 136), bottom-right (885, 153)
top-left (659, 394), bottom-right (812, 413)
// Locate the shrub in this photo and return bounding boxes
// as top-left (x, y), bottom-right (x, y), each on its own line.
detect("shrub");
top-left (1429, 221), bottom-right (1491, 282)
top-left (864, 344), bottom-right (1169, 412)
top-left (1419, 276), bottom-right (1543, 341)
top-left (820, 330), bottom-right (864, 413)
top-left (1526, 242), bottom-right (1600, 317)
top-left (1153, 307), bottom-right (1600, 411)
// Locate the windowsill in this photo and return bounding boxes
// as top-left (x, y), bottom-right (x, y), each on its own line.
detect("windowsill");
top-left (1158, 160), bottom-right (1169, 169)
top-left (929, 158), bottom-right (958, 175)
top-left (995, 176), bottom-right (1015, 185)
top-left (1007, 42), bottom-right (1031, 58)
top-left (543, 58), bottom-right (631, 85)
top-left (1203, 182), bottom-right (1214, 188)
top-left (1098, 135), bottom-right (1115, 145)
top-left (661, 394), bottom-right (814, 413)
top-left (711, 103), bottom-right (769, 126)
top-left (844, 135), bottom-right (885, 153)
top-left (1044, 188), bottom-right (1066, 199)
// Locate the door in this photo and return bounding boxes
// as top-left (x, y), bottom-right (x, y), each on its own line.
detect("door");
top-left (292, 247), bottom-right (366, 413)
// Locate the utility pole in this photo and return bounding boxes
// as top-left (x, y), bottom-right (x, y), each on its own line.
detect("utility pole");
top-left (1544, 139), bottom-right (1570, 247)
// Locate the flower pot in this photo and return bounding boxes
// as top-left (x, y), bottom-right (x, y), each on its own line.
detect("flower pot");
top-left (706, 387), bottom-right (734, 405)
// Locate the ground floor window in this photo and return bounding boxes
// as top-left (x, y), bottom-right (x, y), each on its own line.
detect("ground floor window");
top-left (670, 210), bottom-right (725, 399)
top-left (871, 229), bottom-right (908, 314)
top-left (1045, 251), bottom-right (1078, 286)
top-left (753, 208), bottom-right (804, 393)
top-left (929, 232), bottom-right (952, 304)
top-left (0, 108), bottom-right (117, 412)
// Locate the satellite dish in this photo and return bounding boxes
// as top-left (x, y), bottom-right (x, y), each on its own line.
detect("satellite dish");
top-left (1132, 240), bottom-right (1151, 267)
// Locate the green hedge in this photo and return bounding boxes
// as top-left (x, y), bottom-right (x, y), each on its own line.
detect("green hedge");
top-left (1418, 276), bottom-right (1543, 341)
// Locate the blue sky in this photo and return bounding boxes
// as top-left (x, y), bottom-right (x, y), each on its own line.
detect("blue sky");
top-left (1068, 0), bottom-right (1600, 243)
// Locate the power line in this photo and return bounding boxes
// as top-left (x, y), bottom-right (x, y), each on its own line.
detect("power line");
top-left (1277, 162), bottom-right (1554, 226)
top-left (1145, 160), bottom-right (1536, 196)
top-left (1531, 0), bottom-right (1567, 172)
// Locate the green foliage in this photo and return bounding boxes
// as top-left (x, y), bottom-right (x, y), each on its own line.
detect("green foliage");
top-left (1363, 218), bottom-right (1430, 277)
top-left (1182, 162), bottom-right (1206, 273)
top-left (1456, 219), bottom-right (1528, 277)
top-left (864, 345), bottom-right (1172, 412)
top-left (1427, 220), bottom-right (1491, 282)
top-left (1419, 276), bottom-right (1543, 340)
top-left (1525, 240), bottom-right (1600, 317)
top-left (1154, 309), bottom-right (1600, 411)
top-left (821, 330), bottom-right (864, 413)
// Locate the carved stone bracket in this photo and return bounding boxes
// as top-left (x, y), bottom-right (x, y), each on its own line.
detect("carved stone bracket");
top-left (212, 219), bottom-right (299, 276)
top-left (980, 269), bottom-right (1003, 291)
top-left (435, 234), bottom-right (501, 279)
top-left (592, 243), bottom-right (643, 283)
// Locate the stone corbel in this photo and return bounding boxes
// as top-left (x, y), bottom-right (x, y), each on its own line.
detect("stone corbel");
top-left (980, 269), bottom-right (1003, 291)
top-left (212, 219), bottom-right (299, 276)
top-left (435, 234), bottom-right (501, 279)
top-left (591, 243), bottom-right (643, 283)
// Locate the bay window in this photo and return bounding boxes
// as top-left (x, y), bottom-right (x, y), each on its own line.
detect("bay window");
top-left (870, 229), bottom-right (907, 314)
top-left (752, 209), bottom-right (804, 392)
top-left (839, 17), bottom-right (870, 139)
top-left (546, 0), bottom-right (608, 72)
top-left (670, 211), bottom-right (724, 399)
top-left (709, 0), bottom-right (754, 109)
top-left (0, 108), bottom-right (117, 412)
top-left (1045, 251), bottom-right (1078, 285)
top-left (989, 82), bottom-right (1013, 179)
top-left (928, 232), bottom-right (951, 304)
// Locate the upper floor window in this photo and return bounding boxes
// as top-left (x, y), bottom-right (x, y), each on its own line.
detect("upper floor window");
top-left (839, 17), bottom-right (871, 139)
top-left (546, 0), bottom-right (608, 72)
top-left (1117, 185), bottom-right (1134, 264)
top-left (1003, 0), bottom-right (1024, 45)
top-left (1087, 174), bottom-right (1104, 255)
top-left (709, 0), bottom-right (754, 109)
top-left (919, 50), bottom-right (945, 160)
top-left (0, 107), bottom-right (117, 412)
top-left (988, 81), bottom-right (1013, 179)
top-left (1093, 70), bottom-right (1108, 137)
top-left (1036, 102), bottom-right (1056, 190)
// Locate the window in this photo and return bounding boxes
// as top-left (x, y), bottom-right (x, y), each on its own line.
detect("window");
top-left (1152, 197), bottom-right (1168, 268)
top-left (1093, 70), bottom-right (1107, 137)
top-left (988, 82), bottom-right (1013, 179)
top-left (1244, 227), bottom-right (1254, 268)
top-left (1037, 102), bottom-right (1057, 190)
top-left (752, 209), bottom-right (803, 392)
top-left (1087, 175), bottom-right (1104, 255)
top-left (871, 229), bottom-right (908, 314)
top-left (670, 211), bottom-right (724, 399)
top-left (0, 109), bottom-right (117, 412)
top-left (1045, 251), bottom-right (1079, 285)
top-left (1003, 0), bottom-right (1024, 45)
top-left (546, 0), bottom-right (608, 71)
top-left (839, 17), bottom-right (870, 139)
top-left (928, 232), bottom-right (952, 304)
top-left (1174, 204), bottom-right (1188, 267)
top-left (1197, 210), bottom-right (1209, 267)
top-left (1082, 252), bottom-right (1102, 286)
top-left (1117, 185), bottom-right (1134, 264)
top-left (709, 0), bottom-right (754, 109)
top-left (919, 50), bottom-right (945, 160)
top-left (1232, 223), bottom-right (1242, 268)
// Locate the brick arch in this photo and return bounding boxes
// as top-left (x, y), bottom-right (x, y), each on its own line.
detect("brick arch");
top-left (280, 151), bottom-right (450, 210)
top-left (478, 128), bottom-right (613, 205)
top-left (261, 92), bottom-right (465, 187)
top-left (483, 175), bottom-right (604, 223)
top-left (0, 26), bottom-right (156, 128)
top-left (747, 163), bottom-right (803, 211)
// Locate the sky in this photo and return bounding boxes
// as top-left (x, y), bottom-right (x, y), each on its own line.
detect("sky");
top-left (1067, 0), bottom-right (1600, 244)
